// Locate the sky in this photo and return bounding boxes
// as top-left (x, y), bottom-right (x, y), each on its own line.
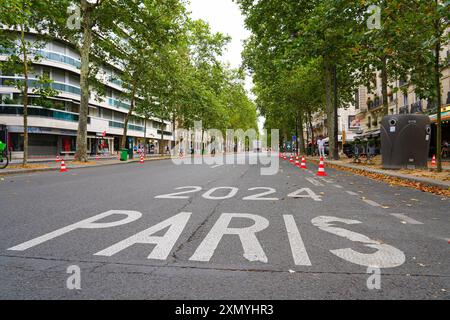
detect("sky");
top-left (187, 0), bottom-right (264, 132)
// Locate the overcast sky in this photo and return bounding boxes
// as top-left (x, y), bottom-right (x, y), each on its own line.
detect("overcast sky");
top-left (187, 0), bottom-right (264, 132)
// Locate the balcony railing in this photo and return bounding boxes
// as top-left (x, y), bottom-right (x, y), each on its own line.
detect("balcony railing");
top-left (0, 47), bottom-right (81, 69)
top-left (0, 77), bottom-right (81, 95)
top-left (108, 98), bottom-right (130, 110)
top-left (0, 104), bottom-right (82, 123)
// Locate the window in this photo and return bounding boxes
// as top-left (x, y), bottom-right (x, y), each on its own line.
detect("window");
top-left (355, 90), bottom-right (359, 109)
top-left (367, 116), bottom-right (372, 129)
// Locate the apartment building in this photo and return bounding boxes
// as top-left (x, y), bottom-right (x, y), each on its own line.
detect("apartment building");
top-left (354, 43), bottom-right (450, 155)
top-left (0, 32), bottom-right (174, 160)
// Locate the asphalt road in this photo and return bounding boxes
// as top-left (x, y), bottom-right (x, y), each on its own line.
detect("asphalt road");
top-left (0, 153), bottom-right (449, 300)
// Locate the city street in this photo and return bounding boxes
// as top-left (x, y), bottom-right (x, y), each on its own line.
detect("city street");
top-left (0, 154), bottom-right (448, 300)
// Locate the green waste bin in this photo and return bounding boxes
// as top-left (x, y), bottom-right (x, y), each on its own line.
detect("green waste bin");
top-left (120, 149), bottom-right (128, 161)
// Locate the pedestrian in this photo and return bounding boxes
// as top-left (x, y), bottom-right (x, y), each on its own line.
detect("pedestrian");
top-left (317, 135), bottom-right (326, 159)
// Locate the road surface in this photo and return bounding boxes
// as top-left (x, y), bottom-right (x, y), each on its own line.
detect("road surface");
top-left (0, 154), bottom-right (448, 299)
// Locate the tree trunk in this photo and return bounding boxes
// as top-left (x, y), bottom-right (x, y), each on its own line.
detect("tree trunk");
top-left (308, 110), bottom-right (315, 155)
top-left (381, 56), bottom-right (389, 116)
top-left (143, 116), bottom-right (148, 155)
top-left (20, 25), bottom-right (29, 166)
top-left (120, 81), bottom-right (137, 150)
top-left (434, 27), bottom-right (442, 172)
top-left (333, 65), bottom-right (339, 160)
top-left (324, 59), bottom-right (335, 160)
top-left (75, 0), bottom-right (93, 162)
top-left (159, 122), bottom-right (165, 155)
top-left (298, 112), bottom-right (306, 155)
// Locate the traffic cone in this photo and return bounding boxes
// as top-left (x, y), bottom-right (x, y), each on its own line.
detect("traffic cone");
top-left (316, 157), bottom-right (327, 176)
top-left (289, 155), bottom-right (294, 163)
top-left (300, 156), bottom-right (307, 169)
top-left (55, 155), bottom-right (61, 162)
top-left (431, 155), bottom-right (436, 166)
top-left (95, 154), bottom-right (100, 161)
top-left (294, 156), bottom-right (300, 167)
top-left (140, 154), bottom-right (144, 164)
top-left (283, 154), bottom-right (287, 161)
top-left (59, 159), bottom-right (68, 172)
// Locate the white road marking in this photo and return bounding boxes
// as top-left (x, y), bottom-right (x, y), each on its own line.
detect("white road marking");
top-left (8, 210), bottom-right (142, 251)
top-left (243, 187), bottom-right (279, 201)
top-left (155, 186), bottom-right (202, 199)
top-left (390, 214), bottom-right (424, 225)
top-left (346, 191), bottom-right (359, 196)
top-left (319, 178), bottom-right (334, 184)
top-left (95, 212), bottom-right (191, 259)
top-left (211, 164), bottom-right (224, 169)
top-left (333, 185), bottom-right (343, 189)
top-left (190, 213), bottom-right (269, 263)
top-left (305, 177), bottom-right (324, 187)
top-left (283, 215), bottom-right (312, 266)
top-left (311, 216), bottom-right (406, 268)
top-left (287, 188), bottom-right (322, 202)
top-left (363, 199), bottom-right (381, 207)
top-left (202, 187), bottom-right (239, 200)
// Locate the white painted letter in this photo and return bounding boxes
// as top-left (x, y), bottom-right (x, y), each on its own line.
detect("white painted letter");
top-left (190, 213), bottom-right (269, 263)
top-left (283, 215), bottom-right (312, 266)
top-left (311, 216), bottom-right (405, 268)
top-left (94, 212), bottom-right (191, 260)
top-left (8, 210), bottom-right (142, 251)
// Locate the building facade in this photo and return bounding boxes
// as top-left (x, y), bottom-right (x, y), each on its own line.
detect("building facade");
top-left (354, 41), bottom-right (450, 156)
top-left (0, 32), bottom-right (174, 160)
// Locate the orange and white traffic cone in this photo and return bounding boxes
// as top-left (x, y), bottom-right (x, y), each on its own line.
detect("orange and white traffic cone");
top-left (140, 154), bottom-right (144, 164)
top-left (431, 155), bottom-right (436, 166)
top-left (300, 156), bottom-right (307, 169)
top-left (294, 156), bottom-right (300, 167)
top-left (316, 157), bottom-right (327, 176)
top-left (59, 159), bottom-right (68, 172)
top-left (283, 154), bottom-right (287, 161)
top-left (289, 155), bottom-right (294, 163)
top-left (55, 155), bottom-right (61, 162)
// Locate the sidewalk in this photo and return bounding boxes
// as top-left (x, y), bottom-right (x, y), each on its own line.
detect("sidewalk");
top-left (0, 154), bottom-right (172, 176)
top-left (306, 156), bottom-right (450, 193)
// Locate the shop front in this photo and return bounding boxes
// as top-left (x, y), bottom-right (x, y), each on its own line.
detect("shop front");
top-left (6, 125), bottom-right (77, 159)
top-left (87, 133), bottom-right (115, 156)
top-left (429, 106), bottom-right (450, 157)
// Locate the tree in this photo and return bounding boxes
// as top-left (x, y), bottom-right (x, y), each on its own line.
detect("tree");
top-left (0, 0), bottom-right (59, 165)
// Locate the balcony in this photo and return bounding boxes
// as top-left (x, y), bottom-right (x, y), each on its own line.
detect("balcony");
top-left (0, 77), bottom-right (81, 96)
top-left (0, 47), bottom-right (81, 69)
top-left (108, 98), bottom-right (130, 110)
top-left (0, 104), bottom-right (85, 123)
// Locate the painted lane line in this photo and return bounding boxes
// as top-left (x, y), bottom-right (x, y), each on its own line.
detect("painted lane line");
top-left (319, 178), bottom-right (334, 184)
top-left (211, 164), bottom-right (224, 169)
top-left (346, 191), bottom-right (359, 196)
top-left (363, 199), bottom-right (381, 207)
top-left (305, 177), bottom-right (324, 187)
top-left (333, 184), bottom-right (343, 189)
top-left (390, 214), bottom-right (424, 225)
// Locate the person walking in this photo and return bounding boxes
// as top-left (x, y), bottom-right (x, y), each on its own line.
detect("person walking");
top-left (317, 135), bottom-right (326, 159)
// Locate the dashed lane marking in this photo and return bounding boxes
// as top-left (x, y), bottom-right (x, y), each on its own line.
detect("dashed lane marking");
top-left (390, 214), bottom-right (424, 225)
top-left (346, 191), bottom-right (359, 196)
top-left (363, 199), bottom-right (381, 207)
top-left (305, 177), bottom-right (324, 187)
top-left (211, 164), bottom-right (224, 169)
top-left (333, 185), bottom-right (343, 189)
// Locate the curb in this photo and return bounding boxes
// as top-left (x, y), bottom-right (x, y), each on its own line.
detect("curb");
top-left (306, 157), bottom-right (450, 191)
top-left (0, 156), bottom-right (173, 176)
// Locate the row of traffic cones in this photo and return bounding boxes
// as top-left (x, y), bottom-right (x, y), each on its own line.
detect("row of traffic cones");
top-left (280, 153), bottom-right (327, 176)
top-left (55, 152), bottom-right (147, 173)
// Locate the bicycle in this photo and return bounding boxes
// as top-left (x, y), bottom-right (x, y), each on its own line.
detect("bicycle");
top-left (0, 141), bottom-right (8, 169)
